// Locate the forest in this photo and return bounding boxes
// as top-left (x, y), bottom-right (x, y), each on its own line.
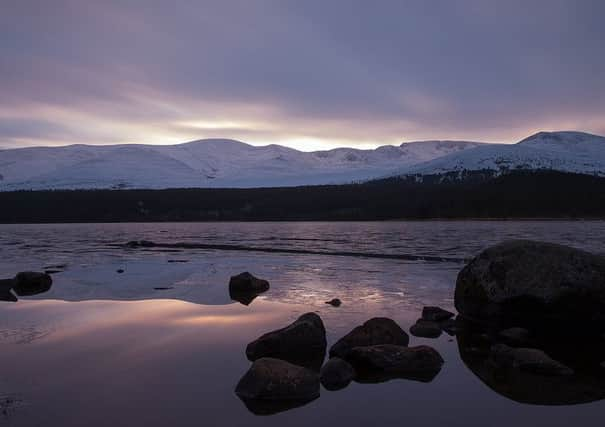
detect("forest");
top-left (1, 171), bottom-right (604, 222)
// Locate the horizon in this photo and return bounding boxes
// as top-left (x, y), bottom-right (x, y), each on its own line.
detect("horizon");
top-left (2, 1), bottom-right (604, 150)
top-left (1, 129), bottom-right (602, 153)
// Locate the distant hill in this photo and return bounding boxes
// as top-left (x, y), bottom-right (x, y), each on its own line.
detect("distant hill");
top-left (0, 139), bottom-right (482, 190)
top-left (403, 131), bottom-right (605, 178)
top-left (1, 131), bottom-right (604, 190)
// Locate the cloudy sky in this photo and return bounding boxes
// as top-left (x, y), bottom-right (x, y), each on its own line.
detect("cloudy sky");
top-left (1, 0), bottom-right (604, 150)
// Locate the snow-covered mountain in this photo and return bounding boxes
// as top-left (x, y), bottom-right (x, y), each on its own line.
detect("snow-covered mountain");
top-left (0, 139), bottom-right (482, 190)
top-left (404, 131), bottom-right (605, 178)
top-left (1, 131), bottom-right (603, 190)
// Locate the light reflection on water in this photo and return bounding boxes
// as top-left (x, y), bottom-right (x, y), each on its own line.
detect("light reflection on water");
top-left (1, 221), bottom-right (605, 425)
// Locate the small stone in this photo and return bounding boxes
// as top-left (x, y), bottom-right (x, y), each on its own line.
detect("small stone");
top-left (229, 272), bottom-right (270, 293)
top-left (325, 298), bottom-right (342, 307)
top-left (410, 320), bottom-right (442, 338)
top-left (330, 317), bottom-right (409, 358)
top-left (320, 358), bottom-right (355, 391)
top-left (422, 306), bottom-right (455, 322)
top-left (345, 344), bottom-right (444, 382)
top-left (246, 312), bottom-right (326, 369)
top-left (12, 272), bottom-right (52, 296)
top-left (235, 357), bottom-right (320, 401)
top-left (116, 269), bottom-right (124, 273)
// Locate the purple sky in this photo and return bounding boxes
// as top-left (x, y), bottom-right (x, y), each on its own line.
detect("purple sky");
top-left (1, 0), bottom-right (604, 150)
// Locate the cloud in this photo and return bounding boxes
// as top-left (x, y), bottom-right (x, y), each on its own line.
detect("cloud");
top-left (1, 0), bottom-right (604, 149)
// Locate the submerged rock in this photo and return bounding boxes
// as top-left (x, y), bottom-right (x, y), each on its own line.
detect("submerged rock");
top-left (410, 320), bottom-right (442, 338)
top-left (12, 272), bottom-right (52, 296)
top-left (246, 312), bottom-right (326, 369)
top-left (490, 344), bottom-right (573, 376)
top-left (345, 344), bottom-right (444, 383)
top-left (422, 306), bottom-right (455, 322)
top-left (229, 272), bottom-right (270, 293)
top-left (235, 357), bottom-right (320, 402)
top-left (455, 240), bottom-right (605, 327)
top-left (330, 317), bottom-right (409, 358)
top-left (325, 298), bottom-right (342, 307)
top-left (320, 358), bottom-right (355, 391)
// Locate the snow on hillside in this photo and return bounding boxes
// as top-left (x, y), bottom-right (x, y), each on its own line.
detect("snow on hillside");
top-left (1, 131), bottom-right (603, 190)
top-left (404, 131), bottom-right (605, 178)
top-left (0, 139), bottom-right (482, 190)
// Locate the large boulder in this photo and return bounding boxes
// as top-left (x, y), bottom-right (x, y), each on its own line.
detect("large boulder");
top-left (12, 272), bottom-right (52, 296)
top-left (329, 317), bottom-right (409, 358)
top-left (320, 358), bottom-right (355, 391)
top-left (345, 344), bottom-right (444, 383)
top-left (246, 312), bottom-right (326, 369)
top-left (455, 240), bottom-right (605, 327)
top-left (235, 357), bottom-right (320, 402)
top-left (229, 272), bottom-right (270, 293)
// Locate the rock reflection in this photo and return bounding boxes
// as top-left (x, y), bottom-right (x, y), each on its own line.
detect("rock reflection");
top-left (238, 396), bottom-right (319, 416)
top-left (456, 317), bottom-right (605, 405)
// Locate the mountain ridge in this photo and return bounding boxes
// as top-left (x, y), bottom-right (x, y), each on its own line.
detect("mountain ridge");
top-left (0, 131), bottom-right (603, 190)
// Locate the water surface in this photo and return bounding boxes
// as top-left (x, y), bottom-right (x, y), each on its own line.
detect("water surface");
top-left (1, 221), bottom-right (604, 426)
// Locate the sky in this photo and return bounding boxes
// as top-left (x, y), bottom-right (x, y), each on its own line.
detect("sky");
top-left (1, 0), bottom-right (604, 151)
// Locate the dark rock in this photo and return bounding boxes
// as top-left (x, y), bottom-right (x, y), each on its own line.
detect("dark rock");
top-left (116, 269), bottom-right (124, 274)
top-left (0, 278), bottom-right (17, 302)
top-left (439, 318), bottom-right (459, 336)
top-left (229, 289), bottom-right (261, 306)
top-left (44, 270), bottom-right (63, 274)
top-left (229, 272), bottom-right (270, 293)
top-left (235, 357), bottom-right (320, 402)
top-left (167, 259), bottom-right (189, 263)
top-left (422, 306), bottom-right (455, 322)
top-left (410, 320), bottom-right (442, 338)
top-left (498, 327), bottom-right (531, 346)
top-left (330, 317), bottom-right (409, 358)
top-left (246, 312), bottom-right (326, 369)
top-left (320, 358), bottom-right (354, 391)
top-left (325, 298), bottom-right (342, 307)
top-left (12, 272), bottom-right (52, 296)
top-left (490, 343), bottom-right (573, 376)
top-left (153, 287), bottom-right (173, 290)
top-left (346, 344), bottom-right (444, 383)
top-left (455, 240), bottom-right (605, 328)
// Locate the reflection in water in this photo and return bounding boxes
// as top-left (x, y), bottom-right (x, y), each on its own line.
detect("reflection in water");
top-left (238, 396), bottom-right (319, 416)
top-left (456, 317), bottom-right (605, 405)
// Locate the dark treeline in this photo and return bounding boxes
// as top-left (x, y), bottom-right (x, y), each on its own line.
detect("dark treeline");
top-left (1, 171), bottom-right (605, 223)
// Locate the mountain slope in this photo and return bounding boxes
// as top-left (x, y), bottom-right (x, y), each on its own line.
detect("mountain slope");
top-left (0, 139), bottom-right (483, 190)
top-left (405, 131), bottom-right (605, 178)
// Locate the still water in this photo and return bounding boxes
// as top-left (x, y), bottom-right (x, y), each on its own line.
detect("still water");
top-left (1, 221), bottom-right (604, 426)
